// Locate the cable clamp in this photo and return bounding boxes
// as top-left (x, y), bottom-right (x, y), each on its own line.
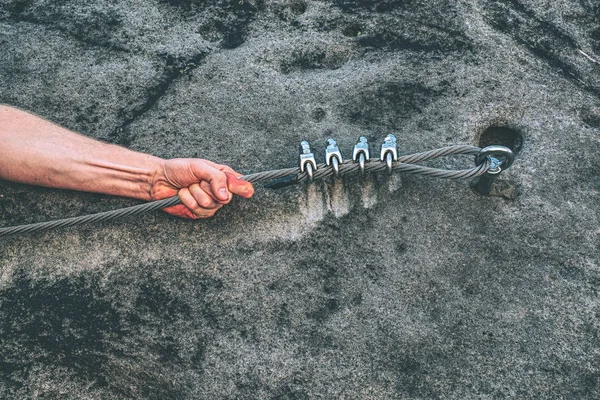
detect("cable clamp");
top-left (380, 134), bottom-right (398, 175)
top-left (353, 136), bottom-right (369, 176)
top-left (325, 138), bottom-right (343, 178)
top-left (299, 140), bottom-right (317, 182)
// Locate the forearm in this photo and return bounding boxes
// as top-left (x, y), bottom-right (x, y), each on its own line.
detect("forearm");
top-left (0, 105), bottom-right (162, 201)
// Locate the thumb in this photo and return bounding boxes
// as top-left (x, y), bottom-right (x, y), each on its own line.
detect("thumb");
top-left (188, 161), bottom-right (230, 202)
top-left (225, 172), bottom-right (254, 199)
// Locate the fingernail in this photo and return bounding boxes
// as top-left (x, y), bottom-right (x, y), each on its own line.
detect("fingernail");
top-left (218, 188), bottom-right (228, 199)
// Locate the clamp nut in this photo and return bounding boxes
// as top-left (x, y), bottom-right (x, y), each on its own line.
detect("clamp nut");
top-left (325, 138), bottom-right (343, 178)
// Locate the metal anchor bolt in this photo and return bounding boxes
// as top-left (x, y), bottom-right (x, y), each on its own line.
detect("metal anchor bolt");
top-left (325, 138), bottom-right (343, 178)
top-left (380, 134), bottom-right (398, 175)
top-left (299, 140), bottom-right (317, 183)
top-left (353, 136), bottom-right (370, 176)
top-left (471, 145), bottom-right (515, 195)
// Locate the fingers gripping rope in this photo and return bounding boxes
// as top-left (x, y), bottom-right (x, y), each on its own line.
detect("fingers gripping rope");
top-left (0, 144), bottom-right (500, 238)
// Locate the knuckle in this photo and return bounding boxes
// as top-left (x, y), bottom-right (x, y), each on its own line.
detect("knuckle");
top-left (199, 198), bottom-right (214, 208)
top-left (214, 170), bottom-right (227, 181)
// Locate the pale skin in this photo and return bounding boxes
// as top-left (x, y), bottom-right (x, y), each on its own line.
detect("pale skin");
top-left (0, 105), bottom-right (254, 219)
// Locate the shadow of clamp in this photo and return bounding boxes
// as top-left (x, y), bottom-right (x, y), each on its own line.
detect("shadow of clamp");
top-left (471, 145), bottom-right (515, 195)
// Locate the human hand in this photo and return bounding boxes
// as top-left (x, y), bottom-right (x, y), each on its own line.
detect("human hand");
top-left (150, 158), bottom-right (254, 219)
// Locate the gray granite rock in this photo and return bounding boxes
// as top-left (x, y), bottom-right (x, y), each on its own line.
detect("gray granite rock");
top-left (0, 0), bottom-right (599, 398)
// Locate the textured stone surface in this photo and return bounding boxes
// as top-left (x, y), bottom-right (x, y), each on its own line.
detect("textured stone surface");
top-left (0, 0), bottom-right (599, 398)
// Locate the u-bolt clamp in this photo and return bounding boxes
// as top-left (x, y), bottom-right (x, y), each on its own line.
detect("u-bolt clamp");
top-left (471, 145), bottom-right (515, 195)
top-left (380, 134), bottom-right (398, 175)
top-left (325, 138), bottom-right (343, 178)
top-left (299, 140), bottom-right (317, 183)
top-left (353, 136), bottom-right (370, 176)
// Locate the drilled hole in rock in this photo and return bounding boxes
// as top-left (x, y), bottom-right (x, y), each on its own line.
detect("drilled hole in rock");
top-left (312, 107), bottom-right (326, 122)
top-left (478, 126), bottom-right (522, 155)
top-left (342, 24), bottom-right (362, 37)
top-left (290, 0), bottom-right (307, 15)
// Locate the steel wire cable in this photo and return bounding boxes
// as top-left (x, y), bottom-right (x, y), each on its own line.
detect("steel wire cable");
top-left (0, 145), bottom-right (489, 237)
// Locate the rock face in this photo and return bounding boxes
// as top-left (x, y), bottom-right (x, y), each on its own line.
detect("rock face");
top-left (0, 1), bottom-right (599, 398)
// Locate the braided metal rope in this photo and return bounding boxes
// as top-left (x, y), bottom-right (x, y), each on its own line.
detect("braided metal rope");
top-left (0, 145), bottom-right (488, 237)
